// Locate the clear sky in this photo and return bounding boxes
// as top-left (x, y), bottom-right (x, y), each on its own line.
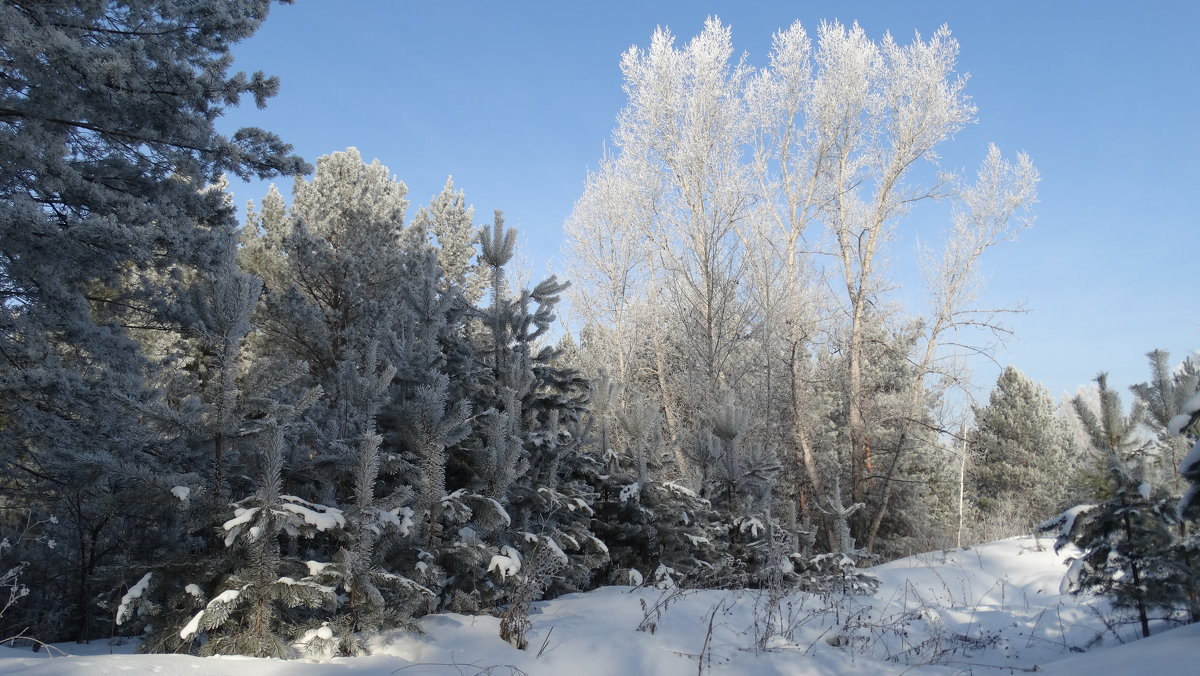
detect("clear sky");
top-left (217, 0), bottom-right (1199, 403)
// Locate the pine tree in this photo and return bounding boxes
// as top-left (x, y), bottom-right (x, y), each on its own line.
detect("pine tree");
top-left (1170, 374), bottom-right (1200, 519)
top-left (414, 177), bottom-right (486, 304)
top-left (1048, 374), bottom-right (1180, 638)
top-left (687, 390), bottom-right (784, 580)
top-left (1133, 350), bottom-right (1200, 496)
top-left (241, 148), bottom-right (409, 399)
top-left (189, 419), bottom-right (338, 658)
top-left (446, 213), bottom-right (609, 624)
top-left (585, 378), bottom-right (724, 588)
top-left (1137, 350), bottom-right (1200, 622)
top-left (0, 0), bottom-right (305, 642)
top-left (969, 366), bottom-right (1077, 531)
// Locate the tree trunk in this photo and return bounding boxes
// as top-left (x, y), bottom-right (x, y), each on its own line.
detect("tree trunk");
top-left (846, 298), bottom-right (867, 542)
top-left (1122, 511), bottom-right (1151, 638)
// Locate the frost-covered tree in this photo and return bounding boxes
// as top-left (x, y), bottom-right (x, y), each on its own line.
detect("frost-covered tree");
top-left (0, 0), bottom-right (306, 642)
top-left (305, 347), bottom-right (433, 649)
top-left (111, 207), bottom-right (278, 649)
top-left (1170, 371), bottom-right (1200, 519)
top-left (566, 18), bottom-right (1037, 556)
top-left (1047, 374), bottom-right (1185, 638)
top-left (185, 420), bottom-right (339, 658)
top-left (1136, 350), bottom-right (1200, 623)
top-left (806, 316), bottom-right (957, 558)
top-left (566, 18), bottom-right (754, 453)
top-left (441, 213), bottom-right (609, 618)
top-left (686, 390), bottom-right (787, 577)
top-left (968, 367), bottom-right (1077, 531)
top-left (1133, 350), bottom-right (1200, 496)
top-left (241, 148), bottom-right (409, 404)
top-left (414, 177), bottom-right (486, 304)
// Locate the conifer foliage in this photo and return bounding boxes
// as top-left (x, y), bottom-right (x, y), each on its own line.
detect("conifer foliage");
top-left (968, 367), bottom-right (1076, 531)
top-left (1045, 355), bottom-right (1200, 637)
top-left (0, 0), bottom-right (306, 642)
top-left (0, 0), bottom-right (609, 651)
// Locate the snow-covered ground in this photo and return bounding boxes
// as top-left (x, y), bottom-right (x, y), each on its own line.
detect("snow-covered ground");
top-left (2, 536), bottom-right (1190, 675)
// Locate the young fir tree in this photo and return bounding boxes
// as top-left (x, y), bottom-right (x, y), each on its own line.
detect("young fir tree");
top-left (115, 206), bottom-right (276, 650)
top-left (1170, 371), bottom-right (1200, 519)
top-left (686, 390), bottom-right (784, 582)
top-left (299, 344), bottom-right (434, 655)
top-left (458, 213), bottom-right (609, 629)
top-left (185, 417), bottom-right (338, 658)
top-left (379, 245), bottom-right (487, 614)
top-left (1136, 350), bottom-right (1200, 623)
top-left (968, 366), bottom-right (1077, 531)
top-left (1046, 374), bottom-right (1180, 638)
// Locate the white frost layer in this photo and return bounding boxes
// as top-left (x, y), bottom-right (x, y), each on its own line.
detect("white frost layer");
top-left (738, 516), bottom-right (764, 537)
top-left (1170, 394), bottom-right (1200, 435)
top-left (457, 526), bottom-right (480, 545)
top-left (662, 481), bottom-right (698, 497)
top-left (487, 545), bottom-right (522, 579)
top-left (479, 495), bottom-right (511, 526)
top-left (296, 624), bottom-right (334, 644)
top-left (178, 609), bottom-right (204, 640)
top-left (280, 496), bottom-right (345, 532)
top-left (618, 482), bottom-right (640, 503)
top-left (585, 533), bottom-right (609, 553)
top-left (544, 537), bottom-right (568, 564)
top-left (1184, 392), bottom-right (1200, 415)
top-left (277, 577), bottom-right (334, 595)
top-left (1038, 504), bottom-right (1096, 539)
top-left (305, 561), bottom-right (332, 576)
top-left (294, 623), bottom-right (337, 661)
top-left (223, 507), bottom-right (258, 532)
top-left (208, 588), bottom-right (241, 607)
top-left (115, 572), bottom-right (152, 625)
top-left (170, 486), bottom-right (190, 502)
top-left (1180, 438), bottom-right (1200, 477)
top-left (373, 506), bottom-right (413, 536)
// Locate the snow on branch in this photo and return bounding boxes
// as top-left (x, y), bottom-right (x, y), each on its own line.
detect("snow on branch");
top-left (115, 573), bottom-right (152, 626)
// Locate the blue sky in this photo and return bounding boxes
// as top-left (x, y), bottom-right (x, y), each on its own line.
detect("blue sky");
top-left (218, 1), bottom-right (1199, 402)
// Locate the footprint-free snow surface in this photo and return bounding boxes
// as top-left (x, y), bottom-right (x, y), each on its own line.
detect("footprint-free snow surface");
top-left (2, 536), bottom-right (1191, 675)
